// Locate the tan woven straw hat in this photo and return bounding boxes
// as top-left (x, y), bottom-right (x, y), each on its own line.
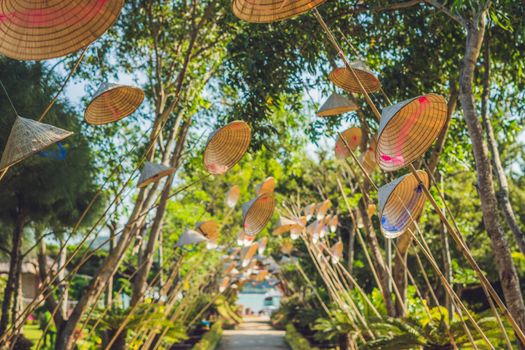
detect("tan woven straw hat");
top-left (85, 83), bottom-right (144, 125)
top-left (376, 94), bottom-right (447, 172)
top-left (0, 0), bottom-right (124, 60)
top-left (137, 162), bottom-right (176, 188)
top-left (281, 240), bottom-right (294, 255)
top-left (0, 116), bottom-right (73, 171)
top-left (329, 241), bottom-right (343, 264)
top-left (242, 193), bottom-right (276, 236)
top-left (335, 127), bottom-right (362, 160)
top-left (241, 242), bottom-right (259, 267)
top-left (316, 199), bottom-right (331, 220)
top-left (317, 93), bottom-right (359, 117)
top-left (378, 170), bottom-right (429, 239)
top-left (256, 177), bottom-right (275, 195)
top-left (196, 220), bottom-right (220, 241)
top-left (232, 0), bottom-right (326, 23)
top-left (272, 217), bottom-right (306, 236)
top-left (204, 121), bottom-right (251, 175)
top-left (329, 61), bottom-right (381, 94)
top-left (226, 185), bottom-right (241, 208)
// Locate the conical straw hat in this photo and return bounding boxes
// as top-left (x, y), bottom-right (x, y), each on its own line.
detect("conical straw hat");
top-left (204, 121), bottom-right (251, 175)
top-left (359, 137), bottom-right (377, 175)
top-left (281, 240), bottom-right (294, 255)
top-left (241, 242), bottom-right (259, 267)
top-left (330, 241), bottom-right (343, 264)
top-left (335, 127), bottom-right (362, 160)
top-left (328, 215), bottom-right (338, 233)
top-left (196, 220), bottom-right (220, 241)
top-left (176, 229), bottom-right (208, 247)
top-left (0, 0), bottom-right (124, 60)
top-left (226, 185), bottom-right (241, 208)
top-left (256, 177), bottom-right (275, 195)
top-left (0, 116), bottom-right (73, 171)
top-left (328, 61), bottom-right (381, 94)
top-left (137, 162), bottom-right (176, 188)
top-left (242, 193), bottom-right (276, 236)
top-left (232, 0), bottom-right (326, 23)
top-left (316, 93), bottom-right (359, 117)
top-left (85, 83), bottom-right (144, 125)
top-left (219, 277), bottom-right (230, 293)
top-left (378, 170), bottom-right (429, 239)
top-left (258, 237), bottom-right (268, 256)
top-left (316, 200), bottom-right (331, 220)
top-left (272, 217), bottom-right (306, 236)
top-left (376, 94), bottom-right (448, 172)
top-left (303, 204), bottom-right (316, 220)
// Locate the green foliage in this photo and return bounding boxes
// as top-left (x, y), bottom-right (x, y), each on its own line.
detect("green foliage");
top-left (285, 323), bottom-right (320, 350)
top-left (192, 321), bottom-right (223, 350)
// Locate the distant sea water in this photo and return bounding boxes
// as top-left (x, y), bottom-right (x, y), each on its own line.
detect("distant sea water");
top-left (237, 293), bottom-right (267, 313)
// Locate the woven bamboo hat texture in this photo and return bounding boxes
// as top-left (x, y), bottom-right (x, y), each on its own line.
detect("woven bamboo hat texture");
top-left (378, 170), bottom-right (429, 239)
top-left (317, 93), bottom-right (359, 117)
top-left (232, 0), bottom-right (326, 23)
top-left (335, 127), bottom-right (362, 160)
top-left (226, 185), bottom-right (241, 208)
top-left (0, 0), bottom-right (124, 60)
top-left (85, 83), bottom-right (144, 125)
top-left (376, 94), bottom-right (448, 172)
top-left (176, 229), bottom-right (208, 247)
top-left (256, 177), bottom-right (275, 195)
top-left (204, 121), bottom-right (251, 175)
top-left (329, 60), bottom-right (381, 94)
top-left (137, 162), bottom-right (176, 188)
top-left (0, 116), bottom-right (73, 171)
top-left (196, 220), bottom-right (220, 241)
top-left (242, 193), bottom-right (276, 236)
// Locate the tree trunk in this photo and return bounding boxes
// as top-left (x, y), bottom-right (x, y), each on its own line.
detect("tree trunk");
top-left (131, 119), bottom-right (190, 306)
top-left (480, 31), bottom-right (525, 255)
top-left (459, 14), bottom-right (525, 337)
top-left (0, 210), bottom-right (25, 338)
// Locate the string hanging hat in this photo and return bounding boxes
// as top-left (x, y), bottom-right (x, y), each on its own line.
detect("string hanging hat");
top-left (376, 93), bottom-right (448, 172)
top-left (204, 120), bottom-right (251, 175)
top-left (329, 60), bottom-right (381, 94)
top-left (232, 0), bottom-right (326, 23)
top-left (137, 162), bottom-right (176, 188)
top-left (317, 93), bottom-right (359, 117)
top-left (335, 127), bottom-right (362, 160)
top-left (378, 170), bottom-right (430, 239)
top-left (196, 220), bottom-right (220, 242)
top-left (0, 116), bottom-right (73, 171)
top-left (0, 0), bottom-right (124, 60)
top-left (84, 83), bottom-right (145, 125)
top-left (242, 193), bottom-right (276, 236)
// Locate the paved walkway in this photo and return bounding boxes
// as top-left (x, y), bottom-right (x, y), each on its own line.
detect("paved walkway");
top-left (218, 317), bottom-right (288, 350)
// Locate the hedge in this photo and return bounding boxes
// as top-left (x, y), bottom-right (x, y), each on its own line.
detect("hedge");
top-left (285, 323), bottom-right (320, 350)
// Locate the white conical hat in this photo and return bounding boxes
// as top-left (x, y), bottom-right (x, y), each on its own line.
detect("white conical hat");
top-left (242, 193), bottom-right (276, 236)
top-left (85, 83), bottom-right (144, 125)
top-left (137, 162), bottom-right (176, 188)
top-left (378, 170), bottom-right (430, 239)
top-left (0, 116), bottom-right (73, 171)
top-left (317, 93), bottom-right (359, 117)
top-left (176, 229), bottom-right (208, 247)
top-left (232, 0), bottom-right (326, 23)
top-left (376, 94), bottom-right (448, 172)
